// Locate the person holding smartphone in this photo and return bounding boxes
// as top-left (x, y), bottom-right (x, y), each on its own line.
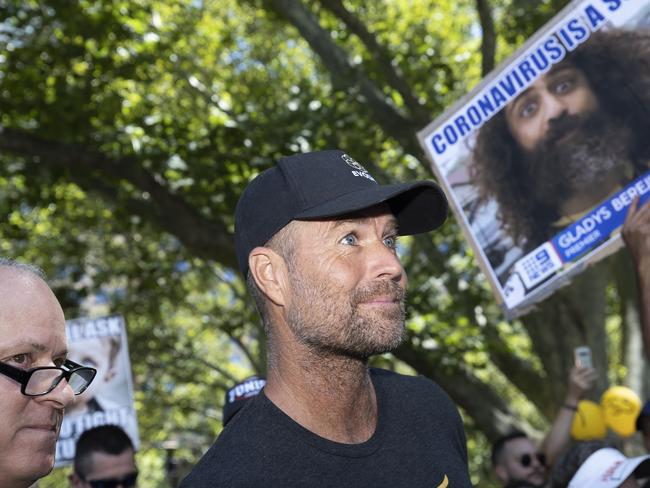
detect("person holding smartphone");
top-left (540, 359), bottom-right (598, 467)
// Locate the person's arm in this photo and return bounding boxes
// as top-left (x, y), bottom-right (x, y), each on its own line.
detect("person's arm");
top-left (540, 366), bottom-right (597, 467)
top-left (622, 197), bottom-right (650, 359)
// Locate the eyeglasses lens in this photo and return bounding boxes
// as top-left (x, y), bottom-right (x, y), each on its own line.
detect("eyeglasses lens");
top-left (25, 367), bottom-right (96, 396)
top-left (25, 369), bottom-right (63, 396)
top-left (69, 369), bottom-right (96, 394)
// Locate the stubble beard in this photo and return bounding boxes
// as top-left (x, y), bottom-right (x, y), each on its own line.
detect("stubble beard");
top-left (526, 110), bottom-right (634, 208)
top-left (286, 271), bottom-right (407, 361)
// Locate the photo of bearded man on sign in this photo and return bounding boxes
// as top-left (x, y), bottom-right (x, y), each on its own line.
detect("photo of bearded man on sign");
top-left (472, 28), bottom-right (650, 253)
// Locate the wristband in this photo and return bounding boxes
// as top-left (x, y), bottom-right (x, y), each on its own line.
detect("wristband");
top-left (563, 403), bottom-right (578, 411)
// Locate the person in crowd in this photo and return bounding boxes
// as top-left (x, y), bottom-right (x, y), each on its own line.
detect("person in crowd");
top-left (492, 365), bottom-right (597, 487)
top-left (0, 259), bottom-right (96, 488)
top-left (472, 28), bottom-right (650, 250)
top-left (636, 400), bottom-right (650, 453)
top-left (181, 149), bottom-right (472, 486)
top-left (549, 440), bottom-right (650, 487)
top-left (492, 431), bottom-right (548, 488)
top-left (222, 375), bottom-right (266, 427)
top-left (69, 424), bottom-right (138, 488)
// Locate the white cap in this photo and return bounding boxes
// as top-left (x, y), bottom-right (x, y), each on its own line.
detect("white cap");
top-left (569, 448), bottom-right (650, 487)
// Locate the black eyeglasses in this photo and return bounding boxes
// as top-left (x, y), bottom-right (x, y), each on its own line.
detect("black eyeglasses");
top-left (81, 471), bottom-right (138, 488)
top-left (520, 452), bottom-right (546, 467)
top-left (0, 359), bottom-right (97, 396)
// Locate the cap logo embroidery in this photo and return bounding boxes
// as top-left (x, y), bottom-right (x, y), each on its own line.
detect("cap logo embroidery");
top-left (341, 153), bottom-right (376, 182)
top-left (601, 460), bottom-right (624, 481)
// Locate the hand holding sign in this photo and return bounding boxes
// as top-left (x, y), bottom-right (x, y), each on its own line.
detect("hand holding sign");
top-left (622, 197), bottom-right (650, 361)
top-left (623, 197), bottom-right (650, 275)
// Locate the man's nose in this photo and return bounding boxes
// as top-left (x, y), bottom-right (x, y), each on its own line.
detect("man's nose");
top-left (541, 92), bottom-right (568, 129)
top-left (529, 455), bottom-right (545, 469)
top-left (367, 240), bottom-right (406, 284)
top-left (39, 375), bottom-right (76, 408)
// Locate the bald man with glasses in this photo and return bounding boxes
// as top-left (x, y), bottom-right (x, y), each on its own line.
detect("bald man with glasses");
top-left (0, 259), bottom-right (96, 488)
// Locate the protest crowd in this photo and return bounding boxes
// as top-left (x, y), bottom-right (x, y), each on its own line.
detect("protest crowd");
top-left (4, 3), bottom-right (650, 488)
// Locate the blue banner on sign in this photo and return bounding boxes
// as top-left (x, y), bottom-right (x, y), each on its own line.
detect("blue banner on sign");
top-left (550, 171), bottom-right (650, 263)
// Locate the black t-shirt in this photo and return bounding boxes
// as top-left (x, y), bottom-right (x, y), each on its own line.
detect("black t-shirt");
top-left (181, 368), bottom-right (472, 487)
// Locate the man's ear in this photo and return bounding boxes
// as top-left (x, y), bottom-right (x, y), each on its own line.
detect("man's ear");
top-left (69, 472), bottom-right (84, 488)
top-left (248, 247), bottom-right (290, 307)
top-left (493, 464), bottom-right (508, 483)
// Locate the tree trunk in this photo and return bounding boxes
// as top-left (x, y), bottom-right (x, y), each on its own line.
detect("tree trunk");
top-left (522, 262), bottom-right (610, 418)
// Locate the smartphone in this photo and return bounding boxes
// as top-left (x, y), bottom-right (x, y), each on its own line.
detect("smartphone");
top-left (574, 346), bottom-right (592, 369)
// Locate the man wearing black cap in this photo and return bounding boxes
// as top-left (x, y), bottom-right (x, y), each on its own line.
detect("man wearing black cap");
top-left (181, 150), bottom-right (472, 487)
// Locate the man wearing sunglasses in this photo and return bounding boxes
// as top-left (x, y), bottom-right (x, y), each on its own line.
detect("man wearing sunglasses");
top-left (0, 259), bottom-right (97, 488)
top-left (69, 424), bottom-right (138, 488)
top-left (492, 432), bottom-right (548, 488)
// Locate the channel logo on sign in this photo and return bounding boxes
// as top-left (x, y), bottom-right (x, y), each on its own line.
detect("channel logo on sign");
top-left (514, 242), bottom-right (563, 290)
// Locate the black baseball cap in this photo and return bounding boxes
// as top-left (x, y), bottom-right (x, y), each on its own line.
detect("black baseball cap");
top-left (234, 149), bottom-right (448, 276)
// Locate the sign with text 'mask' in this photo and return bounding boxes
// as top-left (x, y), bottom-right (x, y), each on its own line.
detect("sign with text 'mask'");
top-left (418, 0), bottom-right (650, 318)
top-left (55, 314), bottom-right (140, 467)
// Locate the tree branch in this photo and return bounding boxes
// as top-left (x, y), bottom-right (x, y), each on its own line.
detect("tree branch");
top-left (265, 0), bottom-right (424, 158)
top-left (483, 324), bottom-right (551, 414)
top-left (179, 353), bottom-right (240, 384)
top-left (0, 128), bottom-right (238, 269)
top-left (475, 0), bottom-right (496, 76)
top-left (229, 332), bottom-right (264, 375)
top-left (318, 0), bottom-right (430, 125)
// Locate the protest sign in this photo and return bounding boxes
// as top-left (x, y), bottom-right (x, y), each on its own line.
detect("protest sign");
top-left (418, 0), bottom-right (650, 317)
top-left (55, 315), bottom-right (139, 466)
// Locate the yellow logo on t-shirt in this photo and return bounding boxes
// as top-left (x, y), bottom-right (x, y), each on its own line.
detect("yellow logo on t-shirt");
top-left (436, 474), bottom-right (449, 488)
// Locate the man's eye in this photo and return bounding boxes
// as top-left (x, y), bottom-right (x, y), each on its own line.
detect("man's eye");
top-left (554, 78), bottom-right (574, 95)
top-left (519, 101), bottom-right (538, 119)
top-left (340, 234), bottom-right (358, 245)
top-left (383, 236), bottom-right (398, 249)
top-left (9, 354), bottom-right (30, 368)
